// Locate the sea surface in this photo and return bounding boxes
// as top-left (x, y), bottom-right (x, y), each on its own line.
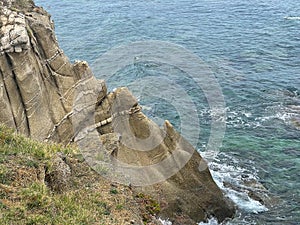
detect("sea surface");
top-left (35, 0), bottom-right (300, 224)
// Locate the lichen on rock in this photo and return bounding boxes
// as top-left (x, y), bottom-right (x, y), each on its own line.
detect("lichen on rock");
top-left (45, 153), bottom-right (71, 193)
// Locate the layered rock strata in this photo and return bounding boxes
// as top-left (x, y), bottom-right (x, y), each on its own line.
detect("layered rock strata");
top-left (0, 1), bottom-right (85, 143)
top-left (0, 1), bottom-right (235, 223)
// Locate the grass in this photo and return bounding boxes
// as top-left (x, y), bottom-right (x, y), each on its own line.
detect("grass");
top-left (110, 188), bottom-right (118, 195)
top-left (10, 0), bottom-right (34, 11)
top-left (0, 165), bottom-right (10, 185)
top-left (135, 193), bottom-right (161, 224)
top-left (0, 125), bottom-right (76, 160)
top-left (0, 124), bottom-right (161, 225)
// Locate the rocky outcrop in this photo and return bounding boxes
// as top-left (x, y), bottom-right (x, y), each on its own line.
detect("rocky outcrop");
top-left (0, 0), bottom-right (235, 223)
top-left (92, 87), bottom-right (235, 224)
top-left (45, 153), bottom-right (71, 193)
top-left (0, 1), bottom-right (88, 143)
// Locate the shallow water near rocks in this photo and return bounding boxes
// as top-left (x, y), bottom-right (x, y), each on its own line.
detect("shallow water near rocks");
top-left (36, 0), bottom-right (300, 224)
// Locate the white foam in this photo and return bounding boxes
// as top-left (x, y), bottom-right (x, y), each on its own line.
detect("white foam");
top-left (158, 152), bottom-right (269, 225)
top-left (198, 217), bottom-right (219, 225)
top-left (225, 108), bottom-right (258, 128)
top-left (226, 190), bottom-right (268, 213)
top-left (259, 104), bottom-right (300, 128)
top-left (160, 216), bottom-right (221, 225)
top-left (159, 218), bottom-right (172, 225)
top-left (243, 111), bottom-right (252, 118)
top-left (225, 103), bottom-right (300, 129)
top-left (141, 105), bottom-right (152, 111)
top-left (201, 152), bottom-right (269, 214)
top-left (284, 16), bottom-right (300, 20)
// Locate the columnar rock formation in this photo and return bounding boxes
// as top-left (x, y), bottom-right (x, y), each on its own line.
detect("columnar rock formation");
top-left (0, 1), bottom-right (85, 143)
top-left (0, 1), bottom-right (235, 223)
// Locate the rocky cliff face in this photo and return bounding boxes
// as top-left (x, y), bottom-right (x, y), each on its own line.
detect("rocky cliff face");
top-left (0, 1), bottom-right (235, 223)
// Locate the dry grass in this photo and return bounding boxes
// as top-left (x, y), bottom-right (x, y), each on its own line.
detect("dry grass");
top-left (0, 125), bottom-right (161, 225)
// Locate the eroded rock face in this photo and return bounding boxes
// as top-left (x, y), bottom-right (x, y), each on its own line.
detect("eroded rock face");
top-left (95, 88), bottom-right (235, 223)
top-left (0, 1), bottom-right (90, 143)
top-left (0, 1), bottom-right (236, 223)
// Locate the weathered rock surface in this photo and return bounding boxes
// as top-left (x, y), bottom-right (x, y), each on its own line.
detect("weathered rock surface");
top-left (0, 0), bottom-right (88, 143)
top-left (95, 87), bottom-right (235, 223)
top-left (0, 0), bottom-right (236, 223)
top-left (45, 153), bottom-right (71, 193)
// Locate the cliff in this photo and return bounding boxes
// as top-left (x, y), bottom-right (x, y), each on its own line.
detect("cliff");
top-left (0, 1), bottom-right (235, 224)
top-left (0, 124), bottom-right (170, 224)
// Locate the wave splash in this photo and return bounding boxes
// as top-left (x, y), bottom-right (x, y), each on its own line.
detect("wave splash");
top-left (203, 152), bottom-right (269, 213)
top-left (284, 16), bottom-right (300, 20)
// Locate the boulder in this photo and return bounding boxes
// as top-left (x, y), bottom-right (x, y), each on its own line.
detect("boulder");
top-left (45, 153), bottom-right (71, 193)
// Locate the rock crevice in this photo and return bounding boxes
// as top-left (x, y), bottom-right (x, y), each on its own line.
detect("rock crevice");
top-left (0, 1), bottom-right (236, 224)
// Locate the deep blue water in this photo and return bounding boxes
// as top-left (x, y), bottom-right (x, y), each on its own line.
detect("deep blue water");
top-left (36, 0), bottom-right (300, 224)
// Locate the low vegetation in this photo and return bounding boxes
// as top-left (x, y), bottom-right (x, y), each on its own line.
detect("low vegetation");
top-left (0, 125), bottom-right (161, 225)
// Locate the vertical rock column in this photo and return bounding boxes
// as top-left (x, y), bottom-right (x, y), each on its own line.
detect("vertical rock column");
top-left (0, 3), bottom-right (85, 143)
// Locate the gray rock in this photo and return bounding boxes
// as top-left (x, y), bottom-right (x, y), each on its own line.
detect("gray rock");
top-left (45, 153), bottom-right (71, 193)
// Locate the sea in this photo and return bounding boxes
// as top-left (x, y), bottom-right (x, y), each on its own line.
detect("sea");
top-left (35, 0), bottom-right (300, 224)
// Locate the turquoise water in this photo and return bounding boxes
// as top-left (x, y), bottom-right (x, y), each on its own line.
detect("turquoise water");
top-left (36, 0), bottom-right (300, 224)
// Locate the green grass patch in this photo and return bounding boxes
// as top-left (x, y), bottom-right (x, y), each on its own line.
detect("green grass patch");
top-left (0, 124), bottom-right (78, 160)
top-left (21, 182), bottom-right (51, 209)
top-left (135, 192), bottom-right (161, 223)
top-left (110, 188), bottom-right (118, 195)
top-left (0, 165), bottom-right (10, 185)
top-left (115, 204), bottom-right (124, 210)
top-left (0, 124), bottom-right (155, 224)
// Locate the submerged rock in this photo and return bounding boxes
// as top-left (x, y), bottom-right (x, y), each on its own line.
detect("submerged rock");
top-left (0, 0), bottom-right (236, 223)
